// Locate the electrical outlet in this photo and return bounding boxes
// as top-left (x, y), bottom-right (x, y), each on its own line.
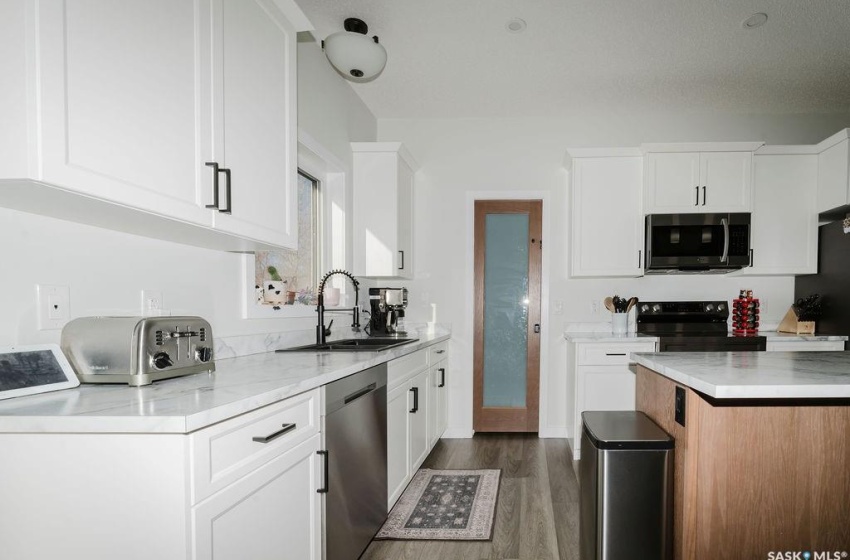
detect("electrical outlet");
top-left (37, 284), bottom-right (70, 330)
top-left (554, 300), bottom-right (564, 315)
top-left (590, 300), bottom-right (600, 314)
top-left (141, 290), bottom-right (164, 316)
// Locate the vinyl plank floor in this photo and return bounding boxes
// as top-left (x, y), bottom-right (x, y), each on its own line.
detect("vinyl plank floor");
top-left (361, 434), bottom-right (579, 560)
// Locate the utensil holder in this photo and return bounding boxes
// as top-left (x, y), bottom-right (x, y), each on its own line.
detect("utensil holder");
top-left (612, 313), bottom-right (628, 334)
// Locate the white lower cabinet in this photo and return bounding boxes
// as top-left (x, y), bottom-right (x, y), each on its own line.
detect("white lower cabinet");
top-left (386, 342), bottom-right (449, 509)
top-left (765, 340), bottom-right (845, 352)
top-left (567, 340), bottom-right (657, 461)
top-left (192, 433), bottom-right (322, 560)
top-left (0, 388), bottom-right (322, 560)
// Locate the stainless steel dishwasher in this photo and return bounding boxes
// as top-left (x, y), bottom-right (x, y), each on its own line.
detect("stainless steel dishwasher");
top-left (321, 363), bottom-right (388, 560)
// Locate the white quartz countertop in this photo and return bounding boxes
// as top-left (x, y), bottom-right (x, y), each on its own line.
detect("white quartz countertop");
top-left (760, 332), bottom-right (847, 341)
top-left (633, 351), bottom-right (850, 399)
top-left (0, 331), bottom-right (450, 434)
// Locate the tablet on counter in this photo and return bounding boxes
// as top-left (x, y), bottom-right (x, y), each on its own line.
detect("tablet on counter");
top-left (0, 344), bottom-right (80, 400)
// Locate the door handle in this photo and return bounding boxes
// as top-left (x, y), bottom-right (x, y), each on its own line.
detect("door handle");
top-left (694, 186), bottom-right (699, 206)
top-left (533, 324), bottom-right (540, 334)
top-left (344, 383), bottom-right (376, 404)
top-left (409, 387), bottom-right (419, 413)
top-left (638, 250), bottom-right (642, 268)
top-left (317, 450), bottom-right (329, 493)
top-left (398, 250), bottom-right (405, 270)
top-left (702, 186), bottom-right (706, 206)
top-left (205, 162), bottom-right (220, 209)
top-left (438, 368), bottom-right (446, 388)
top-left (720, 217), bottom-right (729, 263)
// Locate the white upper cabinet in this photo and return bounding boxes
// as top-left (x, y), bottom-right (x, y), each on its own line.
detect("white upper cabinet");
top-left (31, 0), bottom-right (210, 227)
top-left (643, 144), bottom-right (760, 214)
top-left (566, 149), bottom-right (644, 277)
top-left (0, 0), bottom-right (309, 251)
top-left (816, 129), bottom-right (850, 215)
top-left (204, 0), bottom-right (299, 249)
top-left (352, 142), bottom-right (418, 279)
top-left (741, 151), bottom-right (818, 275)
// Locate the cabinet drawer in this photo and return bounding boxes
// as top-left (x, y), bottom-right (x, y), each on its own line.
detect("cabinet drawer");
top-left (428, 341), bottom-right (448, 364)
top-left (577, 342), bottom-right (656, 365)
top-left (388, 348), bottom-right (428, 391)
top-left (190, 389), bottom-right (319, 504)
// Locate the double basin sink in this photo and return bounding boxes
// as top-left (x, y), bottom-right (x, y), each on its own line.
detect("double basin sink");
top-left (277, 337), bottom-right (418, 353)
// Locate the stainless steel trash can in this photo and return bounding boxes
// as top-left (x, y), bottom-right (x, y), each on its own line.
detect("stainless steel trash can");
top-left (579, 411), bottom-right (673, 560)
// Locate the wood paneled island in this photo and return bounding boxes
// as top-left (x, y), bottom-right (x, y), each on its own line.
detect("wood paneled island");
top-left (632, 351), bottom-right (850, 560)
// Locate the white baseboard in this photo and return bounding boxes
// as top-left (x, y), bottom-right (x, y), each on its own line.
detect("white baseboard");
top-left (538, 426), bottom-right (569, 439)
top-left (441, 428), bottom-right (474, 439)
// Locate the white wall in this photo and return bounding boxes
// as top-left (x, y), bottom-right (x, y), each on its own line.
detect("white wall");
top-left (378, 112), bottom-right (850, 438)
top-left (0, 39), bottom-right (376, 346)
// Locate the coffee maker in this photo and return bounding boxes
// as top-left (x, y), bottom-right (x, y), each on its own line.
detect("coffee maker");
top-left (369, 287), bottom-right (408, 337)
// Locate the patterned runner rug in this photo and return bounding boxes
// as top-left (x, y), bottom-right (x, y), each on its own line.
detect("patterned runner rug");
top-left (375, 469), bottom-right (501, 541)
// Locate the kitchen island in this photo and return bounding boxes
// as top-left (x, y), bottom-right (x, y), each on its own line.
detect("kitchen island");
top-left (633, 352), bottom-right (850, 560)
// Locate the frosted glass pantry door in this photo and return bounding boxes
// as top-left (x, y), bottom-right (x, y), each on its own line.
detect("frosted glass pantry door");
top-left (473, 200), bottom-right (542, 432)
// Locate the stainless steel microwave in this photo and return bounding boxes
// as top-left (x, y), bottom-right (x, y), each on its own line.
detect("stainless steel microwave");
top-left (645, 213), bottom-right (751, 273)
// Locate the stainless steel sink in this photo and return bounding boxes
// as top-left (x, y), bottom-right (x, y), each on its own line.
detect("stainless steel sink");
top-left (276, 338), bottom-right (418, 353)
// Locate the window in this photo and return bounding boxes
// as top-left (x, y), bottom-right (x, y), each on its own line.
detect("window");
top-left (254, 170), bottom-right (321, 306)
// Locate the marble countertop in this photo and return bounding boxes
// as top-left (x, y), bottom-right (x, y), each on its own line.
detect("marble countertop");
top-left (564, 331), bottom-right (846, 343)
top-left (633, 351), bottom-right (850, 399)
top-left (0, 330), bottom-right (450, 434)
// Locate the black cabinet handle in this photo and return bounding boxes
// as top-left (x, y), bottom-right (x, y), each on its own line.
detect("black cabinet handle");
top-left (252, 422), bottom-right (296, 443)
top-left (220, 168), bottom-right (232, 214)
top-left (438, 368), bottom-right (445, 388)
top-left (694, 186), bottom-right (699, 206)
top-left (638, 250), bottom-right (642, 268)
top-left (702, 186), bottom-right (706, 206)
top-left (317, 450), bottom-right (329, 493)
top-left (409, 387), bottom-right (419, 413)
top-left (398, 250), bottom-right (405, 270)
top-left (205, 162), bottom-right (220, 209)
top-left (605, 353), bottom-right (627, 356)
top-left (435, 349), bottom-right (445, 354)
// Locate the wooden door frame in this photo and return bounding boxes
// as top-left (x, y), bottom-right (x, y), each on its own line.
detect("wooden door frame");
top-left (472, 199), bottom-right (543, 432)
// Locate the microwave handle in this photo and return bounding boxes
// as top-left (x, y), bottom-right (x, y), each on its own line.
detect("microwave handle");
top-left (720, 218), bottom-right (729, 263)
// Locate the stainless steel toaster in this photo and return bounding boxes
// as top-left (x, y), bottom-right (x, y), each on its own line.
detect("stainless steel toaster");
top-left (61, 316), bottom-right (215, 386)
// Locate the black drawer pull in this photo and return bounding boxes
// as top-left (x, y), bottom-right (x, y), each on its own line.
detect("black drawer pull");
top-left (317, 450), bottom-right (329, 493)
top-left (605, 353), bottom-right (627, 356)
top-left (435, 349), bottom-right (445, 354)
top-left (438, 368), bottom-right (446, 388)
top-left (344, 383), bottom-right (376, 404)
top-left (252, 422), bottom-right (296, 443)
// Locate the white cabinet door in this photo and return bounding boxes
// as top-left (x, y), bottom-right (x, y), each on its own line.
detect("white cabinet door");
top-left (34, 0), bottom-right (210, 226)
top-left (766, 340), bottom-right (845, 352)
top-left (644, 151), bottom-right (752, 214)
top-left (428, 361), bottom-right (448, 447)
top-left (700, 151), bottom-right (753, 211)
top-left (644, 152), bottom-right (701, 212)
top-left (817, 136), bottom-right (850, 213)
top-left (408, 368), bottom-right (430, 473)
top-left (743, 155), bottom-right (817, 275)
top-left (206, 0), bottom-right (298, 249)
top-left (352, 143), bottom-right (418, 279)
top-left (570, 156), bottom-right (644, 277)
top-left (192, 434), bottom-right (322, 560)
top-left (387, 382), bottom-right (411, 509)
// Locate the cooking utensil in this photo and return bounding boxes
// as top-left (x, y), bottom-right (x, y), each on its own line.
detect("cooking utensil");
top-left (626, 297), bottom-right (638, 313)
top-left (603, 297), bottom-right (615, 313)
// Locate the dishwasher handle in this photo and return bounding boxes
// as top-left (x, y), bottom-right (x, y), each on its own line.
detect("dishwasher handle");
top-left (317, 450), bottom-right (329, 494)
top-left (344, 382), bottom-right (377, 404)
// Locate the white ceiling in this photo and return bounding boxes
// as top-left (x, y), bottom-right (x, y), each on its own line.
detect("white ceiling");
top-left (294, 0), bottom-right (850, 119)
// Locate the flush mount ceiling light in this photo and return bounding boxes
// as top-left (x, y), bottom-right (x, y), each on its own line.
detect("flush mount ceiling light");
top-left (743, 12), bottom-right (768, 29)
top-left (322, 18), bottom-right (387, 82)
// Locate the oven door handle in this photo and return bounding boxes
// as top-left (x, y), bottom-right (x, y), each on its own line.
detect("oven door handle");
top-left (720, 218), bottom-right (729, 263)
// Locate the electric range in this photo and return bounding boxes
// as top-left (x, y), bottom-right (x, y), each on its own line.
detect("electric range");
top-left (636, 301), bottom-right (766, 352)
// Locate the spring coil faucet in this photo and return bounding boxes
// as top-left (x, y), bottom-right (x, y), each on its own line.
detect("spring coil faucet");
top-left (316, 269), bottom-right (360, 345)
